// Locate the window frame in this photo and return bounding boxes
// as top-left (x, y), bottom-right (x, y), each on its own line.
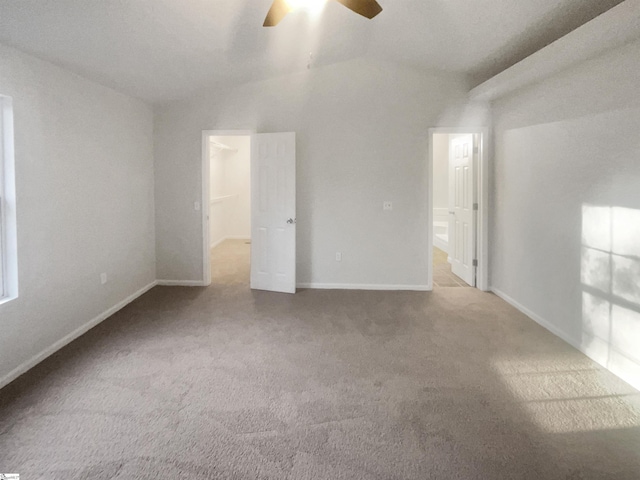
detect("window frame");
top-left (0, 94), bottom-right (17, 304)
top-left (0, 95), bottom-right (6, 298)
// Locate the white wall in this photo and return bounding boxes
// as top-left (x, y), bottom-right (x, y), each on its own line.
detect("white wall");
top-left (224, 136), bottom-right (251, 239)
top-left (155, 57), bottom-right (470, 287)
top-left (209, 146), bottom-right (226, 247)
top-left (432, 134), bottom-right (449, 211)
top-left (208, 135), bottom-right (251, 247)
top-left (491, 38), bottom-right (640, 390)
top-left (0, 44), bottom-right (156, 386)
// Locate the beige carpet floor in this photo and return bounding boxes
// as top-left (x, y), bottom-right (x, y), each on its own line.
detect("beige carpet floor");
top-left (1, 240), bottom-right (640, 479)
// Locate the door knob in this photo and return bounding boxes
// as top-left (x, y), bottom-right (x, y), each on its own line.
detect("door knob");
top-left (287, 218), bottom-right (296, 224)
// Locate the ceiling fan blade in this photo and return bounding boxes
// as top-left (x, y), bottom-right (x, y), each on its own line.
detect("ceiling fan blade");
top-left (333, 0), bottom-right (383, 19)
top-left (263, 0), bottom-right (291, 27)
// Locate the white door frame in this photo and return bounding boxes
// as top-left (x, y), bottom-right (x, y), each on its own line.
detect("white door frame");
top-left (427, 127), bottom-right (490, 291)
top-left (201, 129), bottom-right (255, 286)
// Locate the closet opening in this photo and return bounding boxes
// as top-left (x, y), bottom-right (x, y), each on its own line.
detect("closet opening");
top-left (202, 131), bottom-right (253, 286)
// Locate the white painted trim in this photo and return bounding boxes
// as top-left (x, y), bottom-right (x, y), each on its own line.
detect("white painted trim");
top-left (478, 129), bottom-right (490, 291)
top-left (0, 95), bottom-right (18, 303)
top-left (0, 281), bottom-right (158, 390)
top-left (156, 280), bottom-right (207, 287)
top-left (297, 283), bottom-right (431, 291)
top-left (491, 288), bottom-right (580, 350)
top-left (202, 132), bottom-right (212, 287)
top-left (204, 130), bottom-right (255, 136)
top-left (470, 0), bottom-right (640, 102)
top-left (426, 132), bottom-right (435, 291)
top-left (428, 127), bottom-right (490, 292)
top-left (491, 287), bottom-right (640, 392)
top-left (202, 129), bottom-right (255, 287)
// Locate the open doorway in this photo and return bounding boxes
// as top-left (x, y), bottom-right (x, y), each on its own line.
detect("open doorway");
top-left (202, 130), bottom-right (253, 287)
top-left (428, 128), bottom-right (489, 291)
top-left (202, 130), bottom-right (298, 293)
top-left (432, 133), bottom-right (466, 287)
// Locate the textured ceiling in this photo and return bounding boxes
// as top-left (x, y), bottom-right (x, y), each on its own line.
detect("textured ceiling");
top-left (0, 0), bottom-right (624, 104)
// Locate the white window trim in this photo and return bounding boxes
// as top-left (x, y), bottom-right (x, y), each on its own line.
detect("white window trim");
top-left (0, 94), bottom-right (18, 304)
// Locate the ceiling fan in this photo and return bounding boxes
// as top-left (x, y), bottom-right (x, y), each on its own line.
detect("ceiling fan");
top-left (263, 0), bottom-right (383, 27)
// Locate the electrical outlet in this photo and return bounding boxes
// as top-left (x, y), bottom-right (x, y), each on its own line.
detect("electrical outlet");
top-left (100, 273), bottom-right (108, 285)
top-left (383, 201), bottom-right (393, 211)
top-left (194, 201), bottom-right (201, 211)
top-left (336, 252), bottom-right (342, 262)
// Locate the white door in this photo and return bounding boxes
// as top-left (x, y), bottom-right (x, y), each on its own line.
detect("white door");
top-left (449, 134), bottom-right (476, 286)
top-left (250, 132), bottom-right (296, 294)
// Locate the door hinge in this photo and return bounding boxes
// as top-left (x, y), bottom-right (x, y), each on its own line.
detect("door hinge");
top-left (473, 259), bottom-right (478, 267)
top-left (473, 203), bottom-right (479, 211)
top-left (473, 146), bottom-right (479, 154)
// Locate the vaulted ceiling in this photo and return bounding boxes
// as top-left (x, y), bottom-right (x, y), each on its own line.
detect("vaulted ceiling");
top-left (0, 0), bottom-right (624, 104)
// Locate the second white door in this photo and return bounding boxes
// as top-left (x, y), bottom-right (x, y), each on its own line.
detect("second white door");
top-left (449, 134), bottom-right (476, 286)
top-left (250, 132), bottom-right (297, 294)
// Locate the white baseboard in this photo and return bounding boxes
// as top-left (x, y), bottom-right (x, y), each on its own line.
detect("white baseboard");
top-left (0, 280), bottom-right (158, 390)
top-left (156, 280), bottom-right (208, 287)
top-left (297, 283), bottom-right (430, 292)
top-left (210, 236), bottom-right (226, 249)
top-left (491, 287), bottom-right (640, 392)
top-left (211, 236), bottom-right (251, 248)
top-left (491, 287), bottom-right (581, 350)
top-left (433, 235), bottom-right (449, 253)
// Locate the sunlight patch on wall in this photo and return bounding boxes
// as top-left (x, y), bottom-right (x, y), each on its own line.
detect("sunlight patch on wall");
top-left (582, 204), bottom-right (611, 251)
top-left (582, 292), bottom-right (611, 343)
top-left (581, 247), bottom-right (610, 293)
top-left (613, 252), bottom-right (640, 305)
top-left (581, 204), bottom-right (640, 391)
top-left (610, 305), bottom-right (640, 363)
top-left (612, 207), bottom-right (640, 257)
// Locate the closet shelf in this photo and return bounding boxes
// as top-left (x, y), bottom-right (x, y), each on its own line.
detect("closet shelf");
top-left (210, 194), bottom-right (239, 204)
top-left (211, 141), bottom-right (238, 153)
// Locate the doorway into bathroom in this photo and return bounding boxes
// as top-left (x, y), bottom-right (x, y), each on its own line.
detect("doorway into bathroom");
top-left (428, 128), bottom-right (489, 290)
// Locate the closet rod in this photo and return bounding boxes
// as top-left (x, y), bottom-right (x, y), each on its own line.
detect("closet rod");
top-left (211, 140), bottom-right (238, 152)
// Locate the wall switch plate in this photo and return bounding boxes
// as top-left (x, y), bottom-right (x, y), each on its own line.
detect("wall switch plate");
top-left (336, 252), bottom-right (342, 262)
top-left (100, 273), bottom-right (108, 285)
top-left (383, 201), bottom-right (393, 211)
